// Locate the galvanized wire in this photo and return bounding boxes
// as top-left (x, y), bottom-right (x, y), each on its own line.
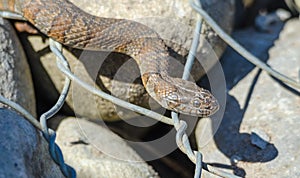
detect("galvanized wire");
top-left (0, 95), bottom-right (41, 130)
top-left (190, 0), bottom-right (300, 90)
top-left (182, 0), bottom-right (203, 80)
top-left (40, 39), bottom-right (76, 178)
top-left (194, 151), bottom-right (203, 178)
top-left (0, 12), bottom-right (76, 178)
top-left (52, 45), bottom-right (174, 125)
top-left (52, 39), bottom-right (240, 178)
top-left (2, 1), bottom-right (291, 177)
top-left (51, 42), bottom-right (243, 177)
top-left (172, 0), bottom-right (204, 177)
top-left (40, 41), bottom-right (70, 135)
top-left (47, 129), bottom-right (76, 177)
top-left (0, 56), bottom-right (76, 178)
top-left (0, 81), bottom-right (75, 178)
top-left (0, 4), bottom-right (241, 178)
top-left (0, 93), bottom-right (76, 178)
top-left (172, 1), bottom-right (243, 177)
top-left (0, 11), bottom-right (25, 20)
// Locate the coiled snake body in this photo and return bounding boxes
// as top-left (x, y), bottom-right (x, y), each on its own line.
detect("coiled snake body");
top-left (0, 0), bottom-right (219, 117)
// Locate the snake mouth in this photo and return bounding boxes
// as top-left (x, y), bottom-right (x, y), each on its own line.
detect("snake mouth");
top-left (205, 99), bottom-right (219, 116)
top-left (175, 95), bottom-right (219, 117)
top-left (162, 89), bottom-right (220, 117)
top-left (168, 99), bottom-right (219, 117)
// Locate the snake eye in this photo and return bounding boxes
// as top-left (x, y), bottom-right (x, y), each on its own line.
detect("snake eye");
top-left (192, 99), bottom-right (201, 108)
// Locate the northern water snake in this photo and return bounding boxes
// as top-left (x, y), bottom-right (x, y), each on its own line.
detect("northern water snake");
top-left (0, 0), bottom-right (219, 117)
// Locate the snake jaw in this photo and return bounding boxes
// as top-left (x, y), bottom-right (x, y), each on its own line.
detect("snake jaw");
top-left (192, 89), bottom-right (219, 117)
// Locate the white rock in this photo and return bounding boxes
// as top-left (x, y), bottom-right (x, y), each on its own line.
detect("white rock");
top-left (56, 118), bottom-right (159, 178)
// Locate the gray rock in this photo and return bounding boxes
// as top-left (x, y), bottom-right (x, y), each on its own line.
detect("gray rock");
top-left (255, 9), bottom-right (291, 32)
top-left (0, 109), bottom-right (64, 178)
top-left (0, 18), bottom-right (36, 116)
top-left (196, 19), bottom-right (300, 177)
top-left (285, 0), bottom-right (300, 14)
top-left (235, 0), bottom-right (287, 27)
top-left (0, 19), bottom-right (60, 177)
top-left (24, 0), bottom-right (234, 121)
top-left (55, 117), bottom-right (159, 178)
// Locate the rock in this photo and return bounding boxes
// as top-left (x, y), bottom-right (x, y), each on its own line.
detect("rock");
top-left (55, 117), bottom-right (159, 178)
top-left (22, 0), bottom-right (235, 121)
top-left (255, 9), bottom-right (291, 32)
top-left (0, 18), bottom-right (36, 116)
top-left (70, 0), bottom-right (234, 59)
top-left (235, 0), bottom-right (288, 28)
top-left (285, 0), bottom-right (300, 14)
top-left (196, 19), bottom-right (300, 177)
top-left (0, 109), bottom-right (64, 178)
top-left (0, 19), bottom-right (61, 177)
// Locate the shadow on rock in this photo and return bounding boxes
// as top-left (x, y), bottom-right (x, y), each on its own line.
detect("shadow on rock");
top-left (215, 94), bottom-right (278, 163)
top-left (209, 21), bottom-right (286, 176)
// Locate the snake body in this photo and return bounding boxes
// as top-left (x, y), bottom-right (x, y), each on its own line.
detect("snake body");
top-left (0, 0), bottom-right (219, 117)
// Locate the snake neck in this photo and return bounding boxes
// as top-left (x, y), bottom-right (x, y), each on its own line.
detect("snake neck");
top-left (1, 0), bottom-right (220, 117)
top-left (141, 72), bottom-right (178, 110)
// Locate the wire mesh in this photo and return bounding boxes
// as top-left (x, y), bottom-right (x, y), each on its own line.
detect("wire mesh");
top-left (1, 0), bottom-right (299, 178)
top-left (189, 0), bottom-right (300, 90)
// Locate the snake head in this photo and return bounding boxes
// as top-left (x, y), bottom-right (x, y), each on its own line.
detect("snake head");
top-left (144, 74), bottom-right (219, 117)
top-left (164, 79), bottom-right (219, 117)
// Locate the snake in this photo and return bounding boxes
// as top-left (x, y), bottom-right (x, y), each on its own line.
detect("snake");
top-left (0, 0), bottom-right (219, 117)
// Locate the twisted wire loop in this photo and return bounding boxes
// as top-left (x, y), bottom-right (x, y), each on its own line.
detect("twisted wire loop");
top-left (0, 3), bottom-right (240, 178)
top-left (0, 94), bottom-right (77, 178)
top-left (4, 0), bottom-right (294, 177)
top-left (171, 1), bottom-right (243, 177)
top-left (185, 0), bottom-right (299, 177)
top-left (170, 1), bottom-right (242, 177)
top-left (52, 43), bottom-right (239, 178)
top-left (40, 39), bottom-right (76, 178)
top-left (171, 0), bottom-right (203, 177)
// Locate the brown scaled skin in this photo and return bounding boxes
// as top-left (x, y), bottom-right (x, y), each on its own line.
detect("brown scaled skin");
top-left (0, 0), bottom-right (220, 117)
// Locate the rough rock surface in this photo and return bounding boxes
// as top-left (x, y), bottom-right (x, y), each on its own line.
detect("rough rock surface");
top-left (70, 0), bottom-right (234, 58)
top-left (0, 109), bottom-right (64, 178)
top-left (196, 19), bottom-right (300, 177)
top-left (0, 18), bottom-right (36, 115)
top-left (22, 0), bottom-right (235, 121)
top-left (55, 117), bottom-right (159, 178)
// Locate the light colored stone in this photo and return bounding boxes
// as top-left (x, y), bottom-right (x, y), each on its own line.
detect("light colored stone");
top-left (0, 109), bottom-right (64, 178)
top-left (196, 19), bottom-right (300, 177)
top-left (0, 18), bottom-right (36, 116)
top-left (56, 117), bottom-right (159, 178)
